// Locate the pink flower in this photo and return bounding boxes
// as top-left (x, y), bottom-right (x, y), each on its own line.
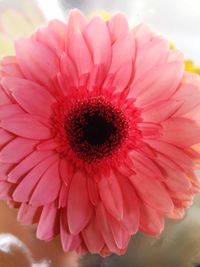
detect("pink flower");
top-left (0, 10), bottom-right (200, 256)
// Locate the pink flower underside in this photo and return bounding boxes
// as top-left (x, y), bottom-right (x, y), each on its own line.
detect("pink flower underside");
top-left (0, 10), bottom-right (200, 255)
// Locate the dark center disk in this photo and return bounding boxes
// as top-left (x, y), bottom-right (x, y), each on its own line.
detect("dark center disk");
top-left (65, 98), bottom-right (127, 162)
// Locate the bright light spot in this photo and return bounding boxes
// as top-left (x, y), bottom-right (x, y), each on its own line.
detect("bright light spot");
top-left (0, 233), bottom-right (23, 253)
top-left (36, 0), bottom-right (64, 21)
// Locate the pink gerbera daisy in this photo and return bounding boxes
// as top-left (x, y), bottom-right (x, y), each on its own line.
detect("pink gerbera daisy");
top-left (0, 10), bottom-right (200, 256)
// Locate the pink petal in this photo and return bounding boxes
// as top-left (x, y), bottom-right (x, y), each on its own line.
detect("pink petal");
top-left (132, 23), bottom-right (155, 46)
top-left (8, 150), bottom-right (54, 183)
top-left (2, 77), bottom-right (55, 118)
top-left (0, 163), bottom-right (12, 181)
top-left (34, 19), bottom-right (65, 57)
top-left (161, 117), bottom-right (200, 147)
top-left (96, 203), bottom-right (119, 253)
top-left (60, 53), bottom-right (79, 89)
top-left (37, 139), bottom-right (58, 151)
top-left (133, 38), bottom-right (169, 81)
top-left (117, 175), bottom-right (140, 234)
top-left (68, 32), bottom-right (93, 77)
top-left (0, 56), bottom-right (23, 78)
top-left (87, 177), bottom-right (100, 206)
top-left (83, 16), bottom-right (111, 73)
top-left (58, 184), bottom-right (68, 208)
top-left (67, 172), bottom-right (93, 234)
top-left (130, 174), bottom-right (174, 213)
top-left (0, 137), bottom-right (38, 163)
top-left (139, 202), bottom-right (164, 236)
top-left (0, 181), bottom-right (13, 200)
top-left (17, 203), bottom-right (41, 225)
top-left (98, 173), bottom-right (123, 221)
top-left (0, 114), bottom-right (52, 140)
top-left (12, 154), bottom-right (58, 202)
top-left (107, 14), bottom-right (129, 43)
top-left (130, 150), bottom-right (163, 179)
top-left (0, 104), bottom-right (24, 119)
top-left (142, 100), bottom-right (181, 123)
top-left (108, 215), bottom-right (130, 250)
top-left (111, 60), bottom-right (133, 92)
top-left (0, 129), bottom-right (14, 146)
top-left (30, 160), bottom-right (61, 206)
top-left (132, 61), bottom-right (184, 106)
top-left (60, 208), bottom-right (81, 251)
top-left (82, 216), bottom-right (104, 253)
top-left (155, 153), bottom-right (191, 192)
top-left (66, 10), bottom-right (87, 47)
top-left (0, 85), bottom-right (11, 105)
top-left (15, 38), bottom-right (59, 89)
top-left (106, 33), bottom-right (135, 76)
top-left (59, 158), bottom-right (73, 186)
top-left (37, 202), bottom-right (59, 241)
top-left (147, 140), bottom-right (194, 171)
top-left (167, 207), bottom-right (185, 219)
top-left (172, 82), bottom-right (200, 117)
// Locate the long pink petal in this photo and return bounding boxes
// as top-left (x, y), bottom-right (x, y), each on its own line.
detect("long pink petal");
top-left (66, 10), bottom-right (87, 48)
top-left (58, 184), bottom-right (68, 208)
top-left (0, 129), bottom-right (14, 146)
top-left (0, 137), bottom-right (38, 163)
top-left (60, 53), bottom-right (79, 89)
top-left (147, 140), bottom-right (194, 171)
top-left (172, 76), bottom-right (200, 116)
top-left (107, 14), bottom-right (129, 43)
top-left (108, 215), bottom-right (130, 250)
top-left (67, 172), bottom-right (93, 234)
top-left (0, 104), bottom-right (24, 119)
top-left (83, 16), bottom-right (111, 78)
top-left (2, 77), bottom-right (55, 118)
top-left (142, 100), bottom-right (181, 123)
top-left (15, 38), bottom-right (59, 89)
top-left (130, 150), bottom-right (163, 179)
top-left (98, 173), bottom-right (123, 221)
top-left (161, 117), bottom-right (200, 147)
top-left (17, 203), bottom-right (41, 225)
top-left (106, 33), bottom-right (135, 77)
top-left (0, 163), bottom-right (12, 181)
top-left (0, 85), bottom-right (11, 105)
top-left (139, 202), bottom-right (164, 236)
top-left (8, 150), bottom-right (54, 183)
top-left (12, 154), bottom-right (58, 202)
top-left (117, 175), bottom-right (140, 234)
top-left (60, 207), bottom-right (81, 251)
top-left (37, 202), bottom-right (59, 240)
top-left (30, 160), bottom-right (61, 206)
top-left (68, 32), bottom-right (93, 77)
top-left (34, 19), bottom-right (66, 57)
top-left (130, 174), bottom-right (174, 213)
top-left (0, 181), bottom-right (13, 200)
top-left (96, 203), bottom-right (119, 253)
top-left (132, 61), bottom-right (184, 106)
top-left (82, 216), bottom-right (104, 253)
top-left (133, 38), bottom-right (169, 81)
top-left (0, 56), bottom-right (23, 79)
top-left (0, 114), bottom-right (52, 140)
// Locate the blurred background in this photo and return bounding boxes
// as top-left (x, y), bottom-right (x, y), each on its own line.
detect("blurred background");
top-left (0, 0), bottom-right (200, 266)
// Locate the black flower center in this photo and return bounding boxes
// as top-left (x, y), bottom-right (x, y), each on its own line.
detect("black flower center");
top-left (64, 97), bottom-right (128, 162)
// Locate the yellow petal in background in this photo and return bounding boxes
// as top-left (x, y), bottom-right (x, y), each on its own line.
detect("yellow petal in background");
top-left (0, 34), bottom-right (14, 57)
top-left (185, 59), bottom-right (200, 75)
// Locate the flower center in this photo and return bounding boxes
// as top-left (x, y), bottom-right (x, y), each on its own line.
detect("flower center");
top-left (64, 97), bottom-right (128, 162)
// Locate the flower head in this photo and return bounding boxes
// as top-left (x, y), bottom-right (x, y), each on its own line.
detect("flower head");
top-left (1, 10), bottom-right (200, 256)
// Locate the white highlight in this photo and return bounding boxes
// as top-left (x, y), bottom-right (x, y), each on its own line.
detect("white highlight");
top-left (36, 0), bottom-right (64, 20)
top-left (0, 233), bottom-right (50, 267)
